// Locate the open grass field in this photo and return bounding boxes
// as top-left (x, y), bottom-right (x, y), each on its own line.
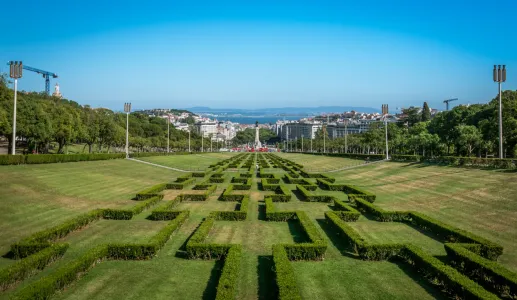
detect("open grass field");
top-left (1, 152), bottom-right (516, 299)
top-left (277, 153), bottom-right (365, 171)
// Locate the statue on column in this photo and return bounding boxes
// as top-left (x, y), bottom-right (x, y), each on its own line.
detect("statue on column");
top-left (254, 121), bottom-right (262, 149)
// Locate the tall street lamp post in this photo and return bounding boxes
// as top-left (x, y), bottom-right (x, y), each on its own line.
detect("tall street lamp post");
top-left (493, 65), bottom-right (507, 159)
top-left (9, 61), bottom-right (23, 155)
top-left (124, 102), bottom-right (131, 158)
top-left (301, 134), bottom-right (304, 152)
top-left (188, 130), bottom-right (191, 152)
top-left (167, 114), bottom-right (171, 153)
top-left (382, 104), bottom-right (389, 160)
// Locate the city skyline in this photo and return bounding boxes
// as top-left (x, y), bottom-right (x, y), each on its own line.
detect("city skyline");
top-left (1, 1), bottom-right (516, 110)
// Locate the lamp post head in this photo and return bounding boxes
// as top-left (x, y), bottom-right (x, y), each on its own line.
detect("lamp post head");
top-left (124, 102), bottom-right (131, 113)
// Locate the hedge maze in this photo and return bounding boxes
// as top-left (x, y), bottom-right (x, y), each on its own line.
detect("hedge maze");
top-left (2, 152), bottom-right (516, 299)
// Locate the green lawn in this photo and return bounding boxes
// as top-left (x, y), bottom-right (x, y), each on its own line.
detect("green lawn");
top-left (1, 153), bottom-right (515, 299)
top-left (277, 153), bottom-right (363, 171)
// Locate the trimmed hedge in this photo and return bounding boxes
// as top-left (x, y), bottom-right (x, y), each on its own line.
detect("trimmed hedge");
top-left (167, 178), bottom-right (195, 189)
top-left (295, 185), bottom-right (333, 202)
top-left (0, 155), bottom-right (25, 165)
top-left (3, 153), bottom-right (125, 165)
top-left (211, 195), bottom-right (249, 221)
top-left (342, 185), bottom-right (376, 202)
top-left (353, 197), bottom-right (409, 222)
top-left (324, 211), bottom-right (402, 260)
top-left (316, 179), bottom-right (344, 191)
top-left (265, 197), bottom-right (296, 221)
top-left (332, 199), bottom-right (361, 221)
top-left (107, 211), bottom-right (189, 260)
top-left (0, 243), bottom-right (69, 291)
top-left (192, 172), bottom-right (206, 177)
top-left (270, 185), bottom-right (292, 202)
top-left (135, 183), bottom-right (167, 200)
top-left (272, 245), bottom-right (302, 300)
top-left (219, 186), bottom-right (246, 202)
top-left (186, 217), bottom-right (232, 259)
top-left (12, 245), bottom-right (109, 300)
top-left (181, 184), bottom-right (217, 201)
top-left (215, 245), bottom-right (242, 300)
top-left (408, 212), bottom-right (503, 260)
top-left (444, 243), bottom-right (517, 299)
top-left (11, 209), bottom-right (104, 258)
top-left (399, 245), bottom-right (499, 300)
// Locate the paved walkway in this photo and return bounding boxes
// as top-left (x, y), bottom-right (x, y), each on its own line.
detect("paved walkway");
top-left (126, 158), bottom-right (191, 172)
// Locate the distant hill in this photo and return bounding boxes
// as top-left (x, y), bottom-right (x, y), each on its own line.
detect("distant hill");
top-left (135, 108), bottom-right (195, 116)
top-left (185, 106), bottom-right (379, 115)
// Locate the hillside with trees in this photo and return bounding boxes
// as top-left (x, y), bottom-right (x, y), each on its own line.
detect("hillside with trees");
top-left (0, 75), bottom-right (211, 154)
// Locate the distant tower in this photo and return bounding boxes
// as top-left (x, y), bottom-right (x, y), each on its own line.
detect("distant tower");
top-left (254, 121), bottom-right (262, 148)
top-left (52, 83), bottom-right (62, 98)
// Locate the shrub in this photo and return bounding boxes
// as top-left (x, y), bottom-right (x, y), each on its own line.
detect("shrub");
top-left (295, 185), bottom-right (332, 202)
top-left (408, 212), bottom-right (503, 260)
top-left (316, 179), bottom-right (344, 191)
top-left (399, 245), bottom-right (499, 300)
top-left (0, 155), bottom-right (25, 165)
top-left (270, 185), bottom-right (291, 202)
top-left (0, 243), bottom-right (69, 291)
top-left (353, 197), bottom-right (409, 222)
top-left (167, 177), bottom-right (195, 189)
top-left (186, 218), bottom-right (232, 259)
top-left (215, 245), bottom-right (242, 300)
top-left (444, 243), bottom-right (517, 299)
top-left (192, 172), bottom-right (206, 177)
top-left (24, 153), bottom-right (125, 165)
top-left (272, 245), bottom-right (302, 300)
top-left (332, 200), bottom-right (361, 221)
top-left (12, 245), bottom-right (108, 300)
top-left (11, 209), bottom-right (104, 258)
top-left (265, 197), bottom-right (296, 221)
top-left (135, 183), bottom-right (167, 200)
top-left (342, 185), bottom-right (376, 202)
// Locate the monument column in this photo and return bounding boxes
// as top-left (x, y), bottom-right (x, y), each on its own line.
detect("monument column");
top-left (254, 121), bottom-right (262, 149)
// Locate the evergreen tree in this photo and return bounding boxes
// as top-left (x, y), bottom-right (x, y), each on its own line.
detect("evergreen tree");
top-left (422, 102), bottom-right (431, 121)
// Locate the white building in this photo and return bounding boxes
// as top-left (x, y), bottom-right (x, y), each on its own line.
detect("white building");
top-left (173, 123), bottom-right (190, 132)
top-left (195, 122), bottom-right (218, 138)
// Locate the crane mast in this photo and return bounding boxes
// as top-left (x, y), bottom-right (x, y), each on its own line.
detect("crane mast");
top-left (5, 62), bottom-right (58, 95)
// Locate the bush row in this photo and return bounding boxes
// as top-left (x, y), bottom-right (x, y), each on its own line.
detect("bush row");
top-left (107, 211), bottom-right (189, 260)
top-left (352, 197), bottom-right (409, 222)
top-left (261, 180), bottom-right (279, 191)
top-left (332, 199), bottom-right (361, 221)
top-left (219, 186), bottom-right (246, 202)
top-left (265, 197), bottom-right (296, 221)
top-left (271, 185), bottom-right (292, 202)
top-left (325, 211), bottom-right (403, 260)
top-left (186, 217), bottom-right (232, 259)
top-left (390, 155), bottom-right (517, 169)
top-left (192, 172), bottom-right (206, 177)
top-left (211, 196), bottom-right (249, 221)
top-left (444, 243), bottom-right (517, 299)
top-left (12, 212), bottom-right (190, 299)
top-left (295, 185), bottom-right (333, 202)
top-left (0, 153), bottom-right (126, 166)
top-left (135, 183), bottom-right (167, 200)
top-left (0, 243), bottom-right (69, 291)
top-left (215, 245), bottom-right (242, 300)
top-left (316, 179), bottom-right (344, 191)
top-left (12, 245), bottom-right (109, 300)
top-left (167, 178), bottom-right (195, 189)
top-left (399, 245), bottom-right (499, 300)
top-left (272, 245), bottom-right (302, 300)
top-left (11, 209), bottom-right (104, 258)
top-left (342, 185), bottom-right (376, 203)
top-left (102, 195), bottom-right (163, 220)
top-left (280, 211), bottom-right (327, 261)
top-left (408, 212), bottom-right (503, 260)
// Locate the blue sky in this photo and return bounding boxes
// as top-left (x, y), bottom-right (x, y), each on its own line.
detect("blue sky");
top-left (1, 0), bottom-right (516, 111)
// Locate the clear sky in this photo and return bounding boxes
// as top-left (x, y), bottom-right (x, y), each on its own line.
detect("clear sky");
top-left (1, 0), bottom-right (516, 111)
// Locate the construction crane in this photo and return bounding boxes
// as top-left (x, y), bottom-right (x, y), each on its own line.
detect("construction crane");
top-left (443, 98), bottom-right (458, 111)
top-left (5, 62), bottom-right (58, 95)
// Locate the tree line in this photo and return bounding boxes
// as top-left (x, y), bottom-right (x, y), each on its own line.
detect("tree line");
top-left (0, 77), bottom-right (216, 154)
top-left (288, 91), bottom-right (517, 158)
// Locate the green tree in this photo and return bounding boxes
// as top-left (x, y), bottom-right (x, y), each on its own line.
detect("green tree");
top-left (422, 102), bottom-right (431, 122)
top-left (454, 125), bottom-right (482, 156)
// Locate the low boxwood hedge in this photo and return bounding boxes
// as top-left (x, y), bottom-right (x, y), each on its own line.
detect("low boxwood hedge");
top-left (444, 243), bottom-right (517, 299)
top-left (215, 245), bottom-right (242, 300)
top-left (295, 185), bottom-right (332, 202)
top-left (399, 245), bottom-right (499, 300)
top-left (0, 243), bottom-right (69, 291)
top-left (352, 197), bottom-right (409, 222)
top-left (272, 245), bottom-right (302, 300)
top-left (135, 183), bottom-right (167, 200)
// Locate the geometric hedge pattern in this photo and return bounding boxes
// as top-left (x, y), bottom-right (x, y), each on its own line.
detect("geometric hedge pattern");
top-left (1, 153), bottom-right (516, 300)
